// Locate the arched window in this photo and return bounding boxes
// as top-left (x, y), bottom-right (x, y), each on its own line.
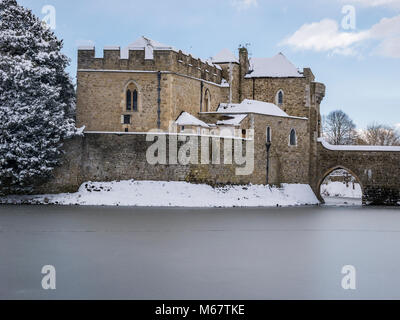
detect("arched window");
top-left (126, 90), bottom-right (132, 111)
top-left (132, 90), bottom-right (138, 111)
top-left (266, 126), bottom-right (271, 143)
top-left (204, 89), bottom-right (211, 112)
top-left (289, 129), bottom-right (297, 146)
top-left (276, 90), bottom-right (284, 106)
top-left (126, 83), bottom-right (139, 112)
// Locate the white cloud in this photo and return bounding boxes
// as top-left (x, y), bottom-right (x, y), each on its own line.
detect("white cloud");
top-left (281, 15), bottom-right (400, 58)
top-left (231, 0), bottom-right (258, 10)
top-left (280, 19), bottom-right (369, 53)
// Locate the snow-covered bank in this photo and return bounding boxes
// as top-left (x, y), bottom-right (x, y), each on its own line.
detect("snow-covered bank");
top-left (321, 181), bottom-right (362, 199)
top-left (0, 180), bottom-right (319, 207)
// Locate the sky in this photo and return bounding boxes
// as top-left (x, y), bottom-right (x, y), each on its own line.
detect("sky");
top-left (18, 0), bottom-right (400, 129)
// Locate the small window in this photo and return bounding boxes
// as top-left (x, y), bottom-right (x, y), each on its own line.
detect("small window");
top-left (124, 115), bottom-right (131, 125)
top-left (266, 126), bottom-right (271, 143)
top-left (126, 83), bottom-right (139, 112)
top-left (125, 128), bottom-right (129, 132)
top-left (276, 90), bottom-right (284, 106)
top-left (242, 129), bottom-right (246, 139)
top-left (289, 129), bottom-right (297, 146)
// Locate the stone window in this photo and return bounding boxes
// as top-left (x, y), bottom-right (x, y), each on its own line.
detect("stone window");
top-left (126, 83), bottom-right (138, 112)
top-left (289, 129), bottom-right (297, 146)
top-left (123, 115), bottom-right (131, 125)
top-left (276, 90), bottom-right (284, 106)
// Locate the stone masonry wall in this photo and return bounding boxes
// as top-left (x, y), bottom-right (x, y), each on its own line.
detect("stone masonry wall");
top-left (76, 71), bottom-right (229, 132)
top-left (316, 142), bottom-right (400, 205)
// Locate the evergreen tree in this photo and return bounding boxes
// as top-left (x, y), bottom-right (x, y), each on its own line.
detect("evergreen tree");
top-left (0, 0), bottom-right (76, 194)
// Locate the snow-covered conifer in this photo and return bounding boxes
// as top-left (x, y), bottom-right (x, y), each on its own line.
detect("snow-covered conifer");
top-left (0, 0), bottom-right (76, 194)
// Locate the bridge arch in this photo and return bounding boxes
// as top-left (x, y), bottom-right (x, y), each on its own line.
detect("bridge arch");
top-left (316, 165), bottom-right (364, 204)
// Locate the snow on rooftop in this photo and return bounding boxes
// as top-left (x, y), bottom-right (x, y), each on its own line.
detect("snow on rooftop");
top-left (212, 48), bottom-right (239, 64)
top-left (217, 99), bottom-right (300, 119)
top-left (245, 53), bottom-right (303, 78)
top-left (217, 114), bottom-right (248, 126)
top-left (318, 138), bottom-right (400, 152)
top-left (121, 36), bottom-right (176, 59)
top-left (175, 112), bottom-right (210, 128)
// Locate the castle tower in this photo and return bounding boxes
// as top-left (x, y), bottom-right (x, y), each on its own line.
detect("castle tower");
top-left (212, 49), bottom-right (241, 103)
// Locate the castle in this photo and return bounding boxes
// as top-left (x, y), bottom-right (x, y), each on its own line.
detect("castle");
top-left (76, 36), bottom-right (326, 187)
top-left (35, 35), bottom-right (396, 205)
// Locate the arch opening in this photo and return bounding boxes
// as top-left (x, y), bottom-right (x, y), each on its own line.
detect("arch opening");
top-left (318, 167), bottom-right (363, 206)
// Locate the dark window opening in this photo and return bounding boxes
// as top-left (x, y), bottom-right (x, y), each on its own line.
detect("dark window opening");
top-left (133, 90), bottom-right (138, 111)
top-left (124, 115), bottom-right (131, 125)
top-left (125, 128), bottom-right (129, 132)
top-left (278, 91), bottom-right (283, 105)
top-left (290, 129), bottom-right (297, 146)
top-left (126, 90), bottom-right (132, 111)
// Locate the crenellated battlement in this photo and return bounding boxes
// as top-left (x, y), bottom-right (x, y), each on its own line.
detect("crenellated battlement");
top-left (78, 46), bottom-right (223, 84)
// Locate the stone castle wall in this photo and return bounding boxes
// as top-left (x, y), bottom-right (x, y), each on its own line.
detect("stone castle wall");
top-left (315, 142), bottom-right (400, 205)
top-left (77, 71), bottom-right (229, 132)
top-left (78, 48), bottom-right (223, 84)
top-left (36, 113), bottom-right (310, 194)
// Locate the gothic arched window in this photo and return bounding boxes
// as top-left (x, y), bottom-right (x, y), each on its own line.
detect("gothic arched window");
top-left (126, 83), bottom-right (139, 112)
top-left (276, 90), bottom-right (284, 106)
top-left (289, 129), bottom-right (297, 146)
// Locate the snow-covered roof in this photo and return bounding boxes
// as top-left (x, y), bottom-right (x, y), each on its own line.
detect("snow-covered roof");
top-left (217, 99), bottom-right (303, 119)
top-left (245, 53), bottom-right (303, 78)
top-left (318, 138), bottom-right (400, 152)
top-left (212, 49), bottom-right (239, 64)
top-left (120, 36), bottom-right (176, 60)
top-left (175, 112), bottom-right (210, 128)
top-left (217, 114), bottom-right (248, 126)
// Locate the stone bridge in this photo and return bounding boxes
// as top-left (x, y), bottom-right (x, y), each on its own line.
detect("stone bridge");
top-left (314, 139), bottom-right (400, 205)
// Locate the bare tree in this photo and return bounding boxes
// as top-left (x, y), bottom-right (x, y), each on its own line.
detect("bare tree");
top-left (361, 123), bottom-right (400, 146)
top-left (322, 110), bottom-right (358, 145)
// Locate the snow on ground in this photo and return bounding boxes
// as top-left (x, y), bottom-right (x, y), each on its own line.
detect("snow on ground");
top-left (0, 181), bottom-right (319, 207)
top-left (321, 181), bottom-right (362, 199)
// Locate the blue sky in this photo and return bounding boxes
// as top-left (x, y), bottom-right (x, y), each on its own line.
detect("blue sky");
top-left (19, 0), bottom-right (400, 129)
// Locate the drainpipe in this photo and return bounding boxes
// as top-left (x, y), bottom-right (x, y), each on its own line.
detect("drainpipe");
top-left (200, 81), bottom-right (204, 112)
top-left (157, 71), bottom-right (161, 130)
top-left (266, 140), bottom-right (271, 185)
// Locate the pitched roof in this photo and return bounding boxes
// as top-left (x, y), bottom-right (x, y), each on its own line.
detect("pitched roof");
top-left (175, 112), bottom-right (210, 128)
top-left (217, 114), bottom-right (248, 126)
top-left (245, 53), bottom-right (303, 78)
top-left (217, 99), bottom-right (306, 119)
top-left (212, 48), bottom-right (239, 64)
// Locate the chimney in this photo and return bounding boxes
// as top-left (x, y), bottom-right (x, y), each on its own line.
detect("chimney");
top-left (239, 47), bottom-right (249, 77)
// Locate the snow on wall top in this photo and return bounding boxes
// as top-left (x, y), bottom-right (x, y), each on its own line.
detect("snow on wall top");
top-left (318, 138), bottom-right (400, 152)
top-left (217, 114), bottom-right (248, 126)
top-left (245, 53), bottom-right (303, 78)
top-left (120, 36), bottom-right (175, 60)
top-left (217, 99), bottom-right (305, 119)
top-left (175, 112), bottom-right (210, 128)
top-left (212, 48), bottom-right (239, 64)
